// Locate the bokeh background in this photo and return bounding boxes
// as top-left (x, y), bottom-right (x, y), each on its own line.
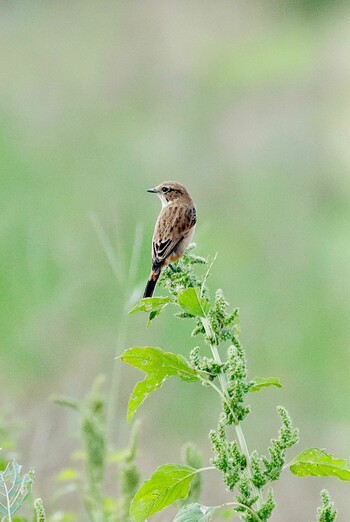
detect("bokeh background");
top-left (1, 1), bottom-right (349, 519)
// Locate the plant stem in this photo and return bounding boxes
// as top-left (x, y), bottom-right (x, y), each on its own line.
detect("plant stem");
top-left (195, 466), bottom-right (216, 474)
top-left (222, 502), bottom-right (263, 522)
top-left (234, 424), bottom-right (264, 506)
top-left (200, 316), bottom-right (264, 511)
top-left (2, 480), bottom-right (12, 522)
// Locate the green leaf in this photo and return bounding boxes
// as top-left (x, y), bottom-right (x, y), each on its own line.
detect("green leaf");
top-left (178, 288), bottom-right (210, 318)
top-left (0, 461), bottom-right (34, 517)
top-left (130, 464), bottom-right (199, 522)
top-left (249, 377), bottom-right (282, 393)
top-left (120, 347), bottom-right (199, 380)
top-left (129, 297), bottom-right (173, 315)
top-left (148, 309), bottom-right (162, 324)
top-left (127, 374), bottom-right (163, 423)
top-left (289, 448), bottom-right (350, 481)
top-left (182, 443), bottom-right (202, 503)
top-left (173, 503), bottom-right (215, 521)
top-left (120, 347), bottom-right (200, 421)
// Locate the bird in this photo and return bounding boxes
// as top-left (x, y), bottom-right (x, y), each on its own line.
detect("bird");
top-left (143, 181), bottom-right (197, 298)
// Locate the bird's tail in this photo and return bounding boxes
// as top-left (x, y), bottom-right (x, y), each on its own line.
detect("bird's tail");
top-left (143, 269), bottom-right (161, 298)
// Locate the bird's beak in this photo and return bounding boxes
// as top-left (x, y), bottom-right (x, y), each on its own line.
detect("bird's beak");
top-left (147, 188), bottom-right (157, 193)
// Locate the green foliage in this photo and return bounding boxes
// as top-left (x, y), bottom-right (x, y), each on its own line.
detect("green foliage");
top-left (117, 421), bottom-right (141, 522)
top-left (262, 406), bottom-right (299, 482)
top-left (2, 246), bottom-right (345, 522)
top-left (120, 347), bottom-right (199, 422)
top-left (159, 246), bottom-right (207, 298)
top-left (207, 289), bottom-right (240, 346)
top-left (129, 297), bottom-right (174, 324)
top-left (223, 343), bottom-right (251, 422)
top-left (249, 378), bottom-right (282, 393)
top-left (80, 376), bottom-right (106, 522)
top-left (173, 503), bottom-right (215, 522)
top-left (181, 443), bottom-right (202, 505)
top-left (256, 490), bottom-right (275, 522)
top-left (130, 465), bottom-right (199, 522)
top-left (209, 425), bottom-right (244, 491)
top-left (290, 449), bottom-right (350, 481)
top-left (125, 246), bottom-right (346, 521)
top-left (178, 288), bottom-right (210, 318)
top-left (120, 347), bottom-right (198, 381)
top-left (33, 498), bottom-right (46, 522)
top-left (54, 376), bottom-right (141, 522)
top-left (0, 461), bottom-right (34, 519)
top-left (315, 490), bottom-right (337, 522)
top-left (129, 296), bottom-right (173, 315)
top-left (2, 10), bottom-right (350, 522)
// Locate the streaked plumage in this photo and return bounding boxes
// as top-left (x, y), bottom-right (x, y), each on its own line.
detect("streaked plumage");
top-left (143, 182), bottom-right (197, 298)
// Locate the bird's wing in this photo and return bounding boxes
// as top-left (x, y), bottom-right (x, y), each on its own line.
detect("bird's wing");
top-left (152, 205), bottom-right (196, 266)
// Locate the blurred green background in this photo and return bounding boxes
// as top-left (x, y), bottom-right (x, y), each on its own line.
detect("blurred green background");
top-left (1, 1), bottom-right (349, 519)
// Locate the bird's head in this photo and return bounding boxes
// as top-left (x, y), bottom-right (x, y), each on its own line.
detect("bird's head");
top-left (147, 181), bottom-right (192, 207)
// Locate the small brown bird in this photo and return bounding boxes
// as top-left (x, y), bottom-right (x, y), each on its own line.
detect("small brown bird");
top-left (143, 181), bottom-right (197, 298)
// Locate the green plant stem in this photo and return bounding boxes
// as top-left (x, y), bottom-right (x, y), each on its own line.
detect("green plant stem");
top-left (222, 502), bottom-right (263, 522)
top-left (195, 466), bottom-right (216, 474)
top-left (200, 316), bottom-right (264, 511)
top-left (234, 423), bottom-right (264, 505)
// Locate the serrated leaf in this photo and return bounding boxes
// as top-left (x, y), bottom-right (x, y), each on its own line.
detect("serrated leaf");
top-left (130, 464), bottom-right (198, 522)
top-left (120, 347), bottom-right (200, 422)
top-left (178, 288), bottom-right (210, 318)
top-left (249, 377), bottom-right (282, 393)
top-left (173, 503), bottom-right (215, 521)
top-left (289, 448), bottom-right (350, 481)
top-left (129, 297), bottom-right (173, 315)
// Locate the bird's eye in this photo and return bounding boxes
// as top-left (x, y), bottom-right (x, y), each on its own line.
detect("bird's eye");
top-left (161, 187), bottom-right (169, 193)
